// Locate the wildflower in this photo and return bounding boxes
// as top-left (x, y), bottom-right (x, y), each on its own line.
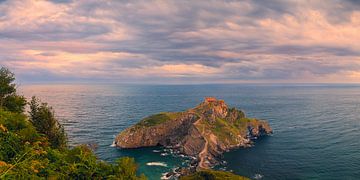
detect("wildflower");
top-left (0, 161), bottom-right (8, 167)
top-left (0, 124), bottom-right (7, 132)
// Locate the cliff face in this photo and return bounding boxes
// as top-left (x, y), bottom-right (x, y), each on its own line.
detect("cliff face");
top-left (115, 112), bottom-right (198, 148)
top-left (115, 98), bottom-right (272, 169)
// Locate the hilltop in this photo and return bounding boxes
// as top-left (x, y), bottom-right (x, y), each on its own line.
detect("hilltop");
top-left (115, 97), bottom-right (272, 172)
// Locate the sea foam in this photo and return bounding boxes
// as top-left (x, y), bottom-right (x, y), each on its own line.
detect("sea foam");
top-left (254, 174), bottom-right (263, 179)
top-left (110, 141), bottom-right (116, 147)
top-left (146, 162), bottom-right (168, 167)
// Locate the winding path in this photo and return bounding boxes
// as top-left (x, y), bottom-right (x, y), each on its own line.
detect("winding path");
top-left (193, 115), bottom-right (209, 169)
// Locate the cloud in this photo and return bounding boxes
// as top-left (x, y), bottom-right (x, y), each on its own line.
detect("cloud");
top-left (0, 0), bottom-right (359, 83)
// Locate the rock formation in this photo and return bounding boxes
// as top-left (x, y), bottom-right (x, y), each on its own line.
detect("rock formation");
top-left (115, 97), bottom-right (272, 169)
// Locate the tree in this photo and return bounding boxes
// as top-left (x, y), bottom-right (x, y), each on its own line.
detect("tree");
top-left (0, 67), bottom-right (147, 179)
top-left (0, 67), bottom-right (26, 113)
top-left (0, 67), bottom-right (16, 106)
top-left (3, 95), bottom-right (27, 113)
top-left (29, 96), bottom-right (67, 149)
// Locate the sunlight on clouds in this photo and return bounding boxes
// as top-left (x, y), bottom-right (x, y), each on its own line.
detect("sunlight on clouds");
top-left (22, 50), bottom-right (138, 62)
top-left (0, 0), bottom-right (68, 29)
top-left (0, 0), bottom-right (359, 83)
top-left (119, 63), bottom-right (220, 80)
top-left (153, 64), bottom-right (219, 77)
top-left (258, 10), bottom-right (360, 49)
top-left (349, 71), bottom-right (360, 79)
top-left (0, 0), bottom-right (131, 42)
top-left (16, 50), bottom-right (143, 75)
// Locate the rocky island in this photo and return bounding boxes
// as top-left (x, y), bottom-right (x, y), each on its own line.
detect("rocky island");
top-left (115, 97), bottom-right (272, 176)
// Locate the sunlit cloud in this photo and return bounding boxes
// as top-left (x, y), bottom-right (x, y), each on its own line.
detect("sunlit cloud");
top-left (0, 0), bottom-right (359, 83)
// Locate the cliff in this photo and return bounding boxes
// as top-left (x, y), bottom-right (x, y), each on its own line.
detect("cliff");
top-left (115, 97), bottom-right (272, 169)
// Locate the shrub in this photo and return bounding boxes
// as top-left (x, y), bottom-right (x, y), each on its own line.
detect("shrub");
top-left (0, 67), bottom-right (147, 179)
top-left (0, 67), bottom-right (26, 113)
top-left (29, 96), bottom-right (67, 149)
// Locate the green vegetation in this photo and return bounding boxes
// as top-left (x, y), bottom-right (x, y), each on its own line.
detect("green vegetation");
top-left (180, 170), bottom-right (249, 180)
top-left (212, 117), bottom-right (241, 144)
top-left (197, 116), bottom-right (243, 146)
top-left (29, 96), bottom-right (67, 149)
top-left (234, 117), bottom-right (256, 134)
top-left (227, 107), bottom-right (245, 120)
top-left (137, 112), bottom-right (181, 127)
top-left (197, 107), bottom-right (259, 146)
top-left (212, 116), bottom-right (262, 144)
top-left (0, 67), bottom-right (26, 113)
top-left (0, 67), bottom-right (146, 179)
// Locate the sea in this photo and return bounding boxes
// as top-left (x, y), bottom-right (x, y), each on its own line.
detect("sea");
top-left (18, 84), bottom-right (360, 180)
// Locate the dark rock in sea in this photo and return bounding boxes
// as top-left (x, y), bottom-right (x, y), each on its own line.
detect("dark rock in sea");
top-left (115, 97), bottom-right (272, 169)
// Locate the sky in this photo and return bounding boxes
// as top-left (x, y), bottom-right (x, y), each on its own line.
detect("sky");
top-left (0, 0), bottom-right (360, 84)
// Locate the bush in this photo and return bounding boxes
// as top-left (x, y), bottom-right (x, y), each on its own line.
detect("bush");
top-left (180, 170), bottom-right (249, 180)
top-left (29, 96), bottom-right (67, 149)
top-left (0, 67), bottom-right (147, 179)
top-left (0, 108), bottom-right (146, 179)
top-left (0, 67), bottom-right (26, 113)
top-left (3, 95), bottom-right (27, 113)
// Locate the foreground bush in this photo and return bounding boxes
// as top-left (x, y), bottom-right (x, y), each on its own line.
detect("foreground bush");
top-left (0, 108), bottom-right (146, 179)
top-left (180, 170), bottom-right (249, 180)
top-left (29, 96), bottom-right (67, 149)
top-left (0, 67), bottom-right (26, 113)
top-left (0, 67), bottom-right (146, 179)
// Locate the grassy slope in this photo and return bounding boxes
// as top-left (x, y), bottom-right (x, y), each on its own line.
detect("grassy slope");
top-left (136, 112), bottom-right (182, 127)
top-left (180, 170), bottom-right (250, 180)
top-left (198, 109), bottom-right (259, 146)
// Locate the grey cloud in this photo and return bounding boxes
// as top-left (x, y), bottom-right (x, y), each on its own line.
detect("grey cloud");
top-left (37, 52), bottom-right (57, 56)
top-left (221, 60), bottom-right (347, 81)
top-left (0, 22), bottom-right (110, 41)
top-left (269, 45), bottom-right (360, 56)
top-left (50, 0), bottom-right (72, 4)
top-left (0, 0), bottom-right (359, 83)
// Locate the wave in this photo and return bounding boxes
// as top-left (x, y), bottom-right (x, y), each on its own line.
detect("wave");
top-left (110, 135), bottom-right (117, 147)
top-left (146, 162), bottom-right (168, 167)
top-left (110, 141), bottom-right (116, 147)
top-left (253, 173), bottom-right (263, 179)
top-left (161, 173), bottom-right (170, 180)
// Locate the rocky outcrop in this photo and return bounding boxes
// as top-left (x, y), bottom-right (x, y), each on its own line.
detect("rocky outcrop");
top-left (115, 97), bottom-right (272, 169)
top-left (115, 112), bottom-right (198, 148)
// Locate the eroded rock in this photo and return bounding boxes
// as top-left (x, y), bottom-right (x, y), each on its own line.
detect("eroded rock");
top-left (115, 97), bottom-right (272, 169)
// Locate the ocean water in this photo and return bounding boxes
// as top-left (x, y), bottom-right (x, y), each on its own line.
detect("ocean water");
top-left (18, 84), bottom-right (360, 180)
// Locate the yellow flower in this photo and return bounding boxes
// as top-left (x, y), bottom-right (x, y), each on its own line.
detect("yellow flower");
top-left (30, 160), bottom-right (43, 173)
top-left (0, 161), bottom-right (8, 167)
top-left (0, 124), bottom-right (7, 132)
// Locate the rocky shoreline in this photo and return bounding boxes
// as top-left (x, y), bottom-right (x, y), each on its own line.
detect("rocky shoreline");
top-left (115, 97), bottom-right (272, 178)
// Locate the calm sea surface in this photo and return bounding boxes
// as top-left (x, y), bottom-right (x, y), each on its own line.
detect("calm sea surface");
top-left (19, 84), bottom-right (360, 180)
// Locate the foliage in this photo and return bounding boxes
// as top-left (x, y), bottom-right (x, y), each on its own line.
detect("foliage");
top-left (0, 67), bottom-right (147, 179)
top-left (3, 94), bottom-right (27, 113)
top-left (0, 67), bottom-right (26, 113)
top-left (0, 67), bottom-right (16, 103)
top-left (196, 107), bottom-right (261, 146)
top-left (0, 108), bottom-right (146, 179)
top-left (29, 96), bottom-right (67, 149)
top-left (180, 170), bottom-right (250, 180)
top-left (200, 117), bottom-right (241, 145)
top-left (227, 108), bottom-right (246, 120)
